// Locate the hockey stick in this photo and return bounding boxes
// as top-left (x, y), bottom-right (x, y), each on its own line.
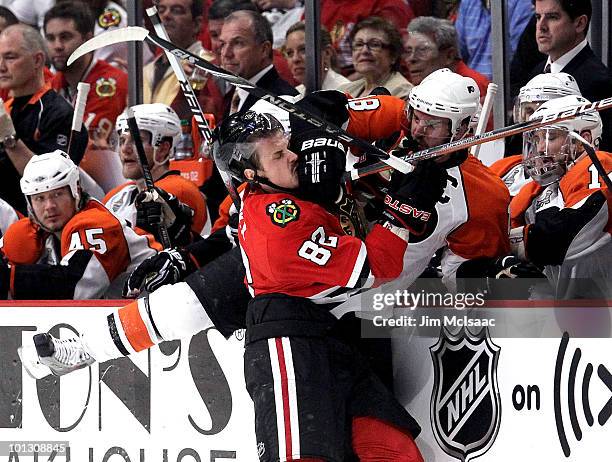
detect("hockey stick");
top-left (470, 82), bottom-right (497, 158)
top-left (125, 106), bottom-right (172, 248)
top-left (67, 27), bottom-right (413, 174)
top-left (146, 7), bottom-right (241, 210)
top-left (349, 95), bottom-right (612, 180)
top-left (67, 82), bottom-right (90, 157)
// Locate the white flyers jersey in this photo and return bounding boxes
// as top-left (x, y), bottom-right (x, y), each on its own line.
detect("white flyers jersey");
top-left (399, 155), bottom-right (511, 291)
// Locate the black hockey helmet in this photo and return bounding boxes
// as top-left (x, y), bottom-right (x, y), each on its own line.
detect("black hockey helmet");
top-left (212, 110), bottom-right (285, 182)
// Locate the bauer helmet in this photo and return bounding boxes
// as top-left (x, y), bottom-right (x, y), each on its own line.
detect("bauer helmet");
top-left (212, 111), bottom-right (285, 183)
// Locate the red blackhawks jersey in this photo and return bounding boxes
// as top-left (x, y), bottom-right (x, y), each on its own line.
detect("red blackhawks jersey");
top-left (489, 154), bottom-right (533, 197)
top-left (52, 59), bottom-right (128, 135)
top-left (510, 152), bottom-right (612, 298)
top-left (238, 186), bottom-right (407, 304)
top-left (344, 95), bottom-right (511, 290)
top-left (0, 199), bottom-right (161, 299)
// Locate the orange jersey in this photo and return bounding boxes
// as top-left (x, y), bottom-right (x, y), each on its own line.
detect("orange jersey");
top-left (510, 151), bottom-right (612, 298)
top-left (52, 59), bottom-right (128, 134)
top-left (1, 199), bottom-right (161, 299)
top-left (489, 154), bottom-right (532, 197)
top-left (104, 171), bottom-right (208, 236)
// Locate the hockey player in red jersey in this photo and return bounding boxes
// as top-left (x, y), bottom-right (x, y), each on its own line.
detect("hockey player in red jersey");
top-left (20, 110), bottom-right (437, 461)
top-left (510, 95), bottom-right (611, 299)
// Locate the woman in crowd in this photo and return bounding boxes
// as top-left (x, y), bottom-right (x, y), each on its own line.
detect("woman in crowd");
top-left (282, 21), bottom-right (349, 95)
top-left (338, 16), bottom-right (413, 99)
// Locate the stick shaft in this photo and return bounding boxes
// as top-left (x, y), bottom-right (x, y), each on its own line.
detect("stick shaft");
top-left (125, 106), bottom-right (172, 248)
top-left (68, 82), bottom-right (90, 157)
top-left (470, 83), bottom-right (497, 158)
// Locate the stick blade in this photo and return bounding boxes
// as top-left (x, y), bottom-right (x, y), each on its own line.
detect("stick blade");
top-left (68, 26), bottom-right (149, 66)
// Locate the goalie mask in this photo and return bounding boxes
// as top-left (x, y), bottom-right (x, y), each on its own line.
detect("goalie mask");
top-left (20, 150), bottom-right (82, 231)
top-left (523, 95), bottom-right (602, 186)
top-left (212, 111), bottom-right (287, 185)
top-left (116, 103), bottom-right (181, 165)
top-left (407, 68), bottom-right (480, 147)
top-left (514, 72), bottom-right (581, 122)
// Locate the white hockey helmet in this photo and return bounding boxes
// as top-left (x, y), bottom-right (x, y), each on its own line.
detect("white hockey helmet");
top-left (515, 72), bottom-right (582, 122)
top-left (408, 68), bottom-right (480, 141)
top-left (523, 95), bottom-right (602, 186)
top-left (20, 150), bottom-right (82, 227)
top-left (21, 150), bottom-right (80, 200)
top-left (519, 72), bottom-right (581, 104)
top-left (116, 103), bottom-right (181, 162)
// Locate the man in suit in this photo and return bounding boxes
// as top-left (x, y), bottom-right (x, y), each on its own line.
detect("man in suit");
top-left (219, 9), bottom-right (298, 116)
top-left (529, 0), bottom-right (612, 150)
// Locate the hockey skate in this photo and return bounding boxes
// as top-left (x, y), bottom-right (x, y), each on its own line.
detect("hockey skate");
top-left (18, 333), bottom-right (95, 379)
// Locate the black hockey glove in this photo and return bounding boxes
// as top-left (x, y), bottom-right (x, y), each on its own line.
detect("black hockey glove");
top-left (123, 248), bottom-right (197, 298)
top-left (136, 187), bottom-right (195, 247)
top-left (381, 160), bottom-right (448, 234)
top-left (293, 130), bottom-right (347, 206)
top-left (487, 256), bottom-right (545, 279)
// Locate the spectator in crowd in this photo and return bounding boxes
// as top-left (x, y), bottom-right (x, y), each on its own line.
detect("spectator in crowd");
top-left (528, 0), bottom-right (612, 150)
top-left (0, 6), bottom-right (17, 34)
top-left (319, 0), bottom-right (415, 76)
top-left (87, 0), bottom-right (134, 68)
top-left (455, 0), bottom-right (533, 80)
top-left (0, 150), bottom-right (161, 299)
top-left (282, 21), bottom-right (349, 95)
top-left (338, 17), bottom-right (412, 99)
top-left (207, 0), bottom-right (256, 63)
top-left (0, 24), bottom-right (88, 214)
top-left (104, 104), bottom-right (209, 247)
top-left (511, 95), bottom-right (610, 299)
top-left (218, 8), bottom-right (298, 115)
top-left (144, 0), bottom-right (223, 124)
top-left (403, 16), bottom-right (490, 102)
top-left (44, 1), bottom-right (128, 150)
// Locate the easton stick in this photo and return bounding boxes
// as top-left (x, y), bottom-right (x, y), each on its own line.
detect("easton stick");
top-left (146, 6), bottom-right (242, 210)
top-left (66, 26), bottom-right (413, 174)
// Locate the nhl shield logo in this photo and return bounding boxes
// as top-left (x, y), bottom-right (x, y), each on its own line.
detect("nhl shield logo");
top-left (430, 327), bottom-right (501, 461)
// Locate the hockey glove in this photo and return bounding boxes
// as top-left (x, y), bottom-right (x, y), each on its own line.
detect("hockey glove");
top-left (122, 248), bottom-right (197, 298)
top-left (136, 187), bottom-right (195, 247)
top-left (293, 130), bottom-right (347, 205)
top-left (487, 255), bottom-right (545, 279)
top-left (381, 160), bottom-right (448, 234)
